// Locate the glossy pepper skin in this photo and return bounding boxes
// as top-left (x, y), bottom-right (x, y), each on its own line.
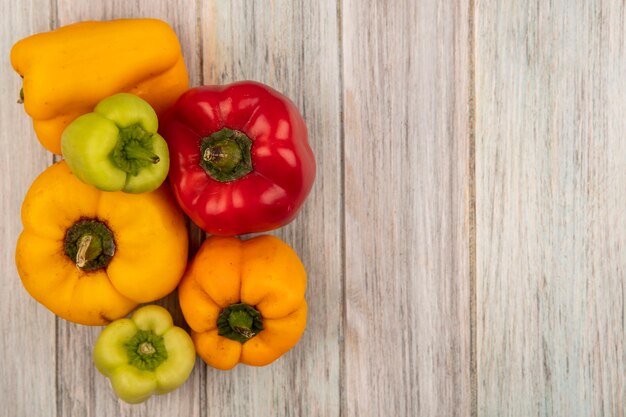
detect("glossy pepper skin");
top-left (160, 81), bottom-right (316, 236)
top-left (11, 18), bottom-right (188, 154)
top-left (94, 305), bottom-right (196, 404)
top-left (62, 93), bottom-right (170, 193)
top-left (15, 161), bottom-right (188, 325)
top-left (178, 235), bottom-right (307, 370)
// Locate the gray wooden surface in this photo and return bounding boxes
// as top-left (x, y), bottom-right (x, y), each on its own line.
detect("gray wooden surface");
top-left (476, 2), bottom-right (626, 416)
top-left (0, 1), bottom-right (624, 416)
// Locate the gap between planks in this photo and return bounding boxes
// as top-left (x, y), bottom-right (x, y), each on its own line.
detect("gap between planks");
top-left (337, 0), bottom-right (347, 416)
top-left (468, 0), bottom-right (478, 416)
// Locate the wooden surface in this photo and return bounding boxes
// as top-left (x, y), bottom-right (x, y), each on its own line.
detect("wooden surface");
top-left (475, 1), bottom-right (626, 416)
top-left (342, 1), bottom-right (471, 416)
top-left (0, 1), bottom-right (624, 416)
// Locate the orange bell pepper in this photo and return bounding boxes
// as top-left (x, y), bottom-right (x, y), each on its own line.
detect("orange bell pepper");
top-left (10, 18), bottom-right (188, 154)
top-left (178, 235), bottom-right (307, 370)
top-left (15, 161), bottom-right (188, 325)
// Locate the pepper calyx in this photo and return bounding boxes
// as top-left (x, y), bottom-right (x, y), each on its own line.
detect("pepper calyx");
top-left (125, 329), bottom-right (168, 371)
top-left (110, 124), bottom-right (160, 176)
top-left (64, 219), bottom-right (115, 271)
top-left (217, 303), bottom-right (264, 343)
top-left (200, 128), bottom-right (253, 182)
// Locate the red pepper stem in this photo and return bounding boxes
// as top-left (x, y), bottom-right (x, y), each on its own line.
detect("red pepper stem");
top-left (200, 128), bottom-right (253, 182)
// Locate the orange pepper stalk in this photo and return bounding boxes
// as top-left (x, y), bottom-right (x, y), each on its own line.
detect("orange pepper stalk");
top-left (178, 235), bottom-right (308, 370)
top-left (10, 18), bottom-right (189, 154)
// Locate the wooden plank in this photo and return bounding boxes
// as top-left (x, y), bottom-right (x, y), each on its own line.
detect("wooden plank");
top-left (0, 2), bottom-right (55, 416)
top-left (199, 1), bottom-right (343, 416)
top-left (476, 1), bottom-right (626, 416)
top-left (54, 1), bottom-right (203, 416)
top-left (342, 1), bottom-right (472, 416)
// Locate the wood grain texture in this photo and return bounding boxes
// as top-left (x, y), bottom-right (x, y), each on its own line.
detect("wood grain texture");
top-left (0, 1), bottom-right (55, 417)
top-left (342, 1), bottom-right (472, 416)
top-left (200, 1), bottom-right (342, 416)
top-left (476, 1), bottom-right (626, 416)
top-left (54, 1), bottom-right (203, 416)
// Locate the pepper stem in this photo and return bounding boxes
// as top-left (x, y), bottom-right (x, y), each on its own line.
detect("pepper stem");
top-left (126, 330), bottom-right (168, 371)
top-left (138, 342), bottom-right (156, 355)
top-left (75, 234), bottom-right (103, 268)
top-left (228, 310), bottom-right (255, 338)
top-left (111, 124), bottom-right (160, 176)
top-left (200, 128), bottom-right (253, 182)
top-left (217, 303), bottom-right (264, 343)
top-left (64, 219), bottom-right (115, 271)
top-left (124, 143), bottom-right (160, 164)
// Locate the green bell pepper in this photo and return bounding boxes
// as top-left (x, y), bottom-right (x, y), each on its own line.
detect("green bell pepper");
top-left (93, 305), bottom-right (196, 404)
top-left (61, 93), bottom-right (170, 193)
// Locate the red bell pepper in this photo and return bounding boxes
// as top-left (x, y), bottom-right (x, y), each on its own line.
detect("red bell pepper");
top-left (159, 81), bottom-right (316, 235)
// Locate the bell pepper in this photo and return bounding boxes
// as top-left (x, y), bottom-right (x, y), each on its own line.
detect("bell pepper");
top-left (159, 81), bottom-right (316, 236)
top-left (61, 93), bottom-right (169, 193)
top-left (10, 18), bottom-right (188, 155)
top-left (15, 161), bottom-right (188, 325)
top-left (93, 305), bottom-right (196, 404)
top-left (178, 235), bottom-right (307, 370)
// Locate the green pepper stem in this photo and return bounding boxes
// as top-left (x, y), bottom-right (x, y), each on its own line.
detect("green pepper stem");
top-left (138, 342), bottom-right (156, 355)
top-left (126, 330), bottom-right (168, 371)
top-left (124, 143), bottom-right (160, 164)
top-left (110, 124), bottom-right (160, 176)
top-left (200, 129), bottom-right (253, 182)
